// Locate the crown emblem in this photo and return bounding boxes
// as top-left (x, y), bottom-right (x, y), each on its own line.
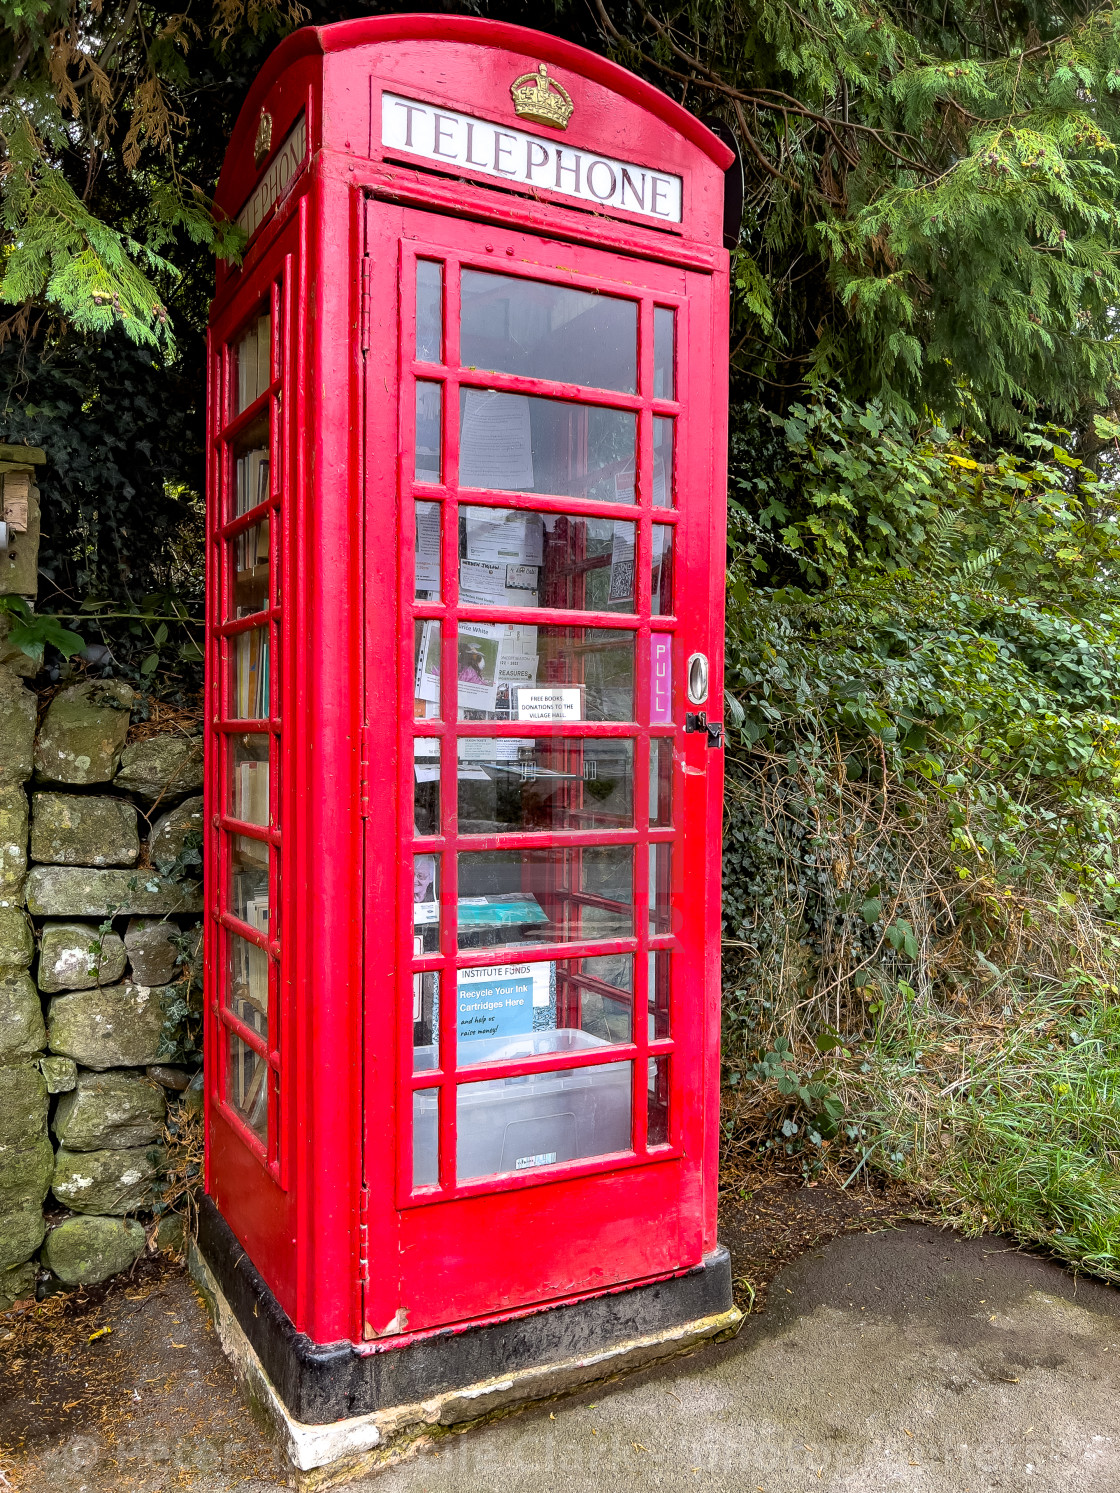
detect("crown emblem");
top-left (254, 110), bottom-right (273, 167)
top-left (510, 64), bottom-right (573, 130)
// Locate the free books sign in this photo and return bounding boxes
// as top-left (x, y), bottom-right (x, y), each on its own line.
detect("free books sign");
top-left (381, 93), bottom-right (683, 224)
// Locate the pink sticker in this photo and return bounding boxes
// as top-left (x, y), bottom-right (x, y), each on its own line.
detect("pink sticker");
top-left (650, 635), bottom-right (672, 724)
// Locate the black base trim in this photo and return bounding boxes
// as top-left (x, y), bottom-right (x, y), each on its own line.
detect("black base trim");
top-left (196, 1195), bottom-right (734, 1424)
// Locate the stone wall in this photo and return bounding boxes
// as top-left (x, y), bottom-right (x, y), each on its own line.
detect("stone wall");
top-left (0, 670), bottom-right (203, 1307)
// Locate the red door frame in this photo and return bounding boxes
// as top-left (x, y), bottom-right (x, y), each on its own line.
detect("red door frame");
top-left (359, 202), bottom-right (726, 1338)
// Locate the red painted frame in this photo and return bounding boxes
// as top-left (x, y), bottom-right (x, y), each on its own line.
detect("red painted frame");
top-left (206, 15), bottom-right (730, 1350)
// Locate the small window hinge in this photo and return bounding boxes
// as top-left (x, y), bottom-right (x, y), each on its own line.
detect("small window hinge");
top-left (359, 723), bottom-right (374, 818)
top-left (358, 1184), bottom-right (370, 1284)
top-left (359, 256), bottom-right (373, 354)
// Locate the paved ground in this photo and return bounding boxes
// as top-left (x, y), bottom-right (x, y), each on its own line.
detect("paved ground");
top-left (4, 1222), bottom-right (1120, 1492)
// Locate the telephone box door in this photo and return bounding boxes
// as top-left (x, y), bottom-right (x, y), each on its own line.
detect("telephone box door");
top-left (363, 201), bottom-right (724, 1334)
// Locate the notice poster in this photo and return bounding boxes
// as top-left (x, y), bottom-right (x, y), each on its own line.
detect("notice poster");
top-left (516, 687), bottom-right (582, 722)
top-left (459, 391), bottom-right (535, 491)
top-left (456, 961), bottom-right (553, 1043)
top-left (414, 619), bottom-right (441, 707)
top-left (608, 528), bottom-right (635, 604)
top-left (464, 509), bottom-right (544, 567)
top-left (414, 737), bottom-right (440, 783)
top-left (456, 622), bottom-right (504, 712)
top-left (415, 504), bottom-right (441, 593)
top-left (413, 854), bottom-right (438, 926)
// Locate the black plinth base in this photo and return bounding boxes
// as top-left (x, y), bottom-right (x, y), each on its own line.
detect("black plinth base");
top-left (196, 1194), bottom-right (735, 1425)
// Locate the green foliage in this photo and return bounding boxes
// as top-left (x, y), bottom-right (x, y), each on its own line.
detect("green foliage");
top-left (843, 974), bottom-right (1120, 1280)
top-left (593, 0), bottom-right (1120, 429)
top-left (0, 596), bottom-right (84, 663)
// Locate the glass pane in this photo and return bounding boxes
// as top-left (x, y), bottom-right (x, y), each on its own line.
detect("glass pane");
top-left (649, 738), bottom-right (672, 827)
top-left (653, 307), bottom-right (675, 400)
top-left (458, 738), bottom-right (633, 834)
top-left (649, 843), bottom-right (672, 934)
top-left (459, 507), bottom-right (636, 613)
top-left (414, 967), bottom-right (439, 1071)
top-left (232, 412), bottom-right (270, 517)
top-left (231, 628), bottom-right (270, 720)
top-left (457, 954), bottom-right (633, 1067)
top-left (414, 854), bottom-right (440, 953)
top-left (457, 1060), bottom-right (632, 1180)
top-left (230, 835), bottom-right (269, 928)
top-left (648, 1056), bottom-right (669, 1145)
top-left (229, 734), bottom-right (269, 825)
top-left (416, 261), bottom-right (443, 363)
top-left (461, 270), bottom-right (636, 393)
top-left (234, 310), bottom-right (271, 415)
top-left (651, 524), bottom-right (673, 616)
top-left (227, 1032), bottom-right (268, 1144)
top-left (232, 516), bottom-right (270, 619)
top-left (414, 738), bottom-right (440, 835)
top-left (653, 418), bottom-right (674, 508)
top-left (456, 624), bottom-right (634, 722)
top-left (415, 501), bottom-right (441, 600)
top-left (227, 933), bottom-right (268, 1037)
top-left (413, 1088), bottom-right (439, 1187)
top-left (459, 389), bottom-right (635, 502)
top-left (414, 620), bottom-right (441, 719)
top-left (415, 381), bottom-right (442, 482)
top-left (457, 846), bottom-right (633, 951)
top-left (648, 950), bottom-right (670, 1040)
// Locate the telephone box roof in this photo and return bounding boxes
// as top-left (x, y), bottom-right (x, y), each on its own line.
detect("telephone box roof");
top-left (216, 14), bottom-right (734, 223)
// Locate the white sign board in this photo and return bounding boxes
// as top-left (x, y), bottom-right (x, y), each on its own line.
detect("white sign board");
top-left (237, 113), bottom-right (308, 241)
top-left (381, 93), bottom-right (683, 225)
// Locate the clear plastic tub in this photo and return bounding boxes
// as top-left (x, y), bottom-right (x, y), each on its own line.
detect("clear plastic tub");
top-left (412, 1029), bottom-right (632, 1184)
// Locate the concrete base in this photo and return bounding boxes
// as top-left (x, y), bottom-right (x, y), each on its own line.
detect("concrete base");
top-left (188, 1241), bottom-right (741, 1488)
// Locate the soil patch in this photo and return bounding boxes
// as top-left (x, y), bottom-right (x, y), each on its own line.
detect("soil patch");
top-left (719, 1163), bottom-right (926, 1313)
top-left (0, 1252), bottom-right (282, 1491)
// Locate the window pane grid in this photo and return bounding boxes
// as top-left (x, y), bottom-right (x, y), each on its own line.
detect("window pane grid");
top-left (215, 286), bottom-right (285, 1168)
top-left (402, 251), bottom-right (681, 1197)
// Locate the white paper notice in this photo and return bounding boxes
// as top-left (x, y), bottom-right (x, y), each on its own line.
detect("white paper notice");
top-left (415, 504), bottom-right (441, 591)
top-left (460, 391), bottom-right (534, 491)
top-left (415, 620), bottom-right (440, 704)
top-left (608, 528), bottom-right (635, 604)
top-left (516, 687), bottom-right (583, 722)
top-left (465, 510), bottom-right (544, 567)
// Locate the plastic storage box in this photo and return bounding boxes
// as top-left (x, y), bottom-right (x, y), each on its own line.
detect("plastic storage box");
top-left (413, 1029), bottom-right (632, 1184)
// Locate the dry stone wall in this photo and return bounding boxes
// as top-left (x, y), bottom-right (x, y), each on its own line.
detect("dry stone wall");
top-left (0, 671), bottom-right (203, 1307)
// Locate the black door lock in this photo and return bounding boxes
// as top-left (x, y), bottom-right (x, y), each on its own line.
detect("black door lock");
top-left (685, 712), bottom-right (723, 749)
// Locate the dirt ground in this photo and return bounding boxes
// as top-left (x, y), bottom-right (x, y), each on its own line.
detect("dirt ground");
top-left (0, 1173), bottom-right (925, 1492)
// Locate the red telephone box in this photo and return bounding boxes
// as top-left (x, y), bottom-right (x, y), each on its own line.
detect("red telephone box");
top-left (201, 15), bottom-right (737, 1430)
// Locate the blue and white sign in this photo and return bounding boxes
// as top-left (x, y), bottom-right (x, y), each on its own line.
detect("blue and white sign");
top-left (457, 961), bottom-right (552, 1041)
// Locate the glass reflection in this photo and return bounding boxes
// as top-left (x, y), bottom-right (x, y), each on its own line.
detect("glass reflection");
top-left (456, 1060), bottom-right (632, 1180)
top-left (228, 1032), bottom-right (268, 1144)
top-left (459, 389), bottom-right (635, 502)
top-left (653, 418), bottom-right (674, 508)
top-left (461, 270), bottom-right (637, 392)
top-left (416, 381), bottom-right (442, 482)
top-left (653, 307), bottom-right (675, 400)
top-left (455, 624), bottom-right (634, 722)
top-left (414, 738), bottom-right (440, 835)
top-left (457, 845), bottom-right (633, 951)
top-left (416, 261), bottom-right (443, 363)
top-left (228, 932), bottom-right (268, 1037)
top-left (458, 738), bottom-right (633, 834)
top-left (458, 506), bottom-right (636, 613)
